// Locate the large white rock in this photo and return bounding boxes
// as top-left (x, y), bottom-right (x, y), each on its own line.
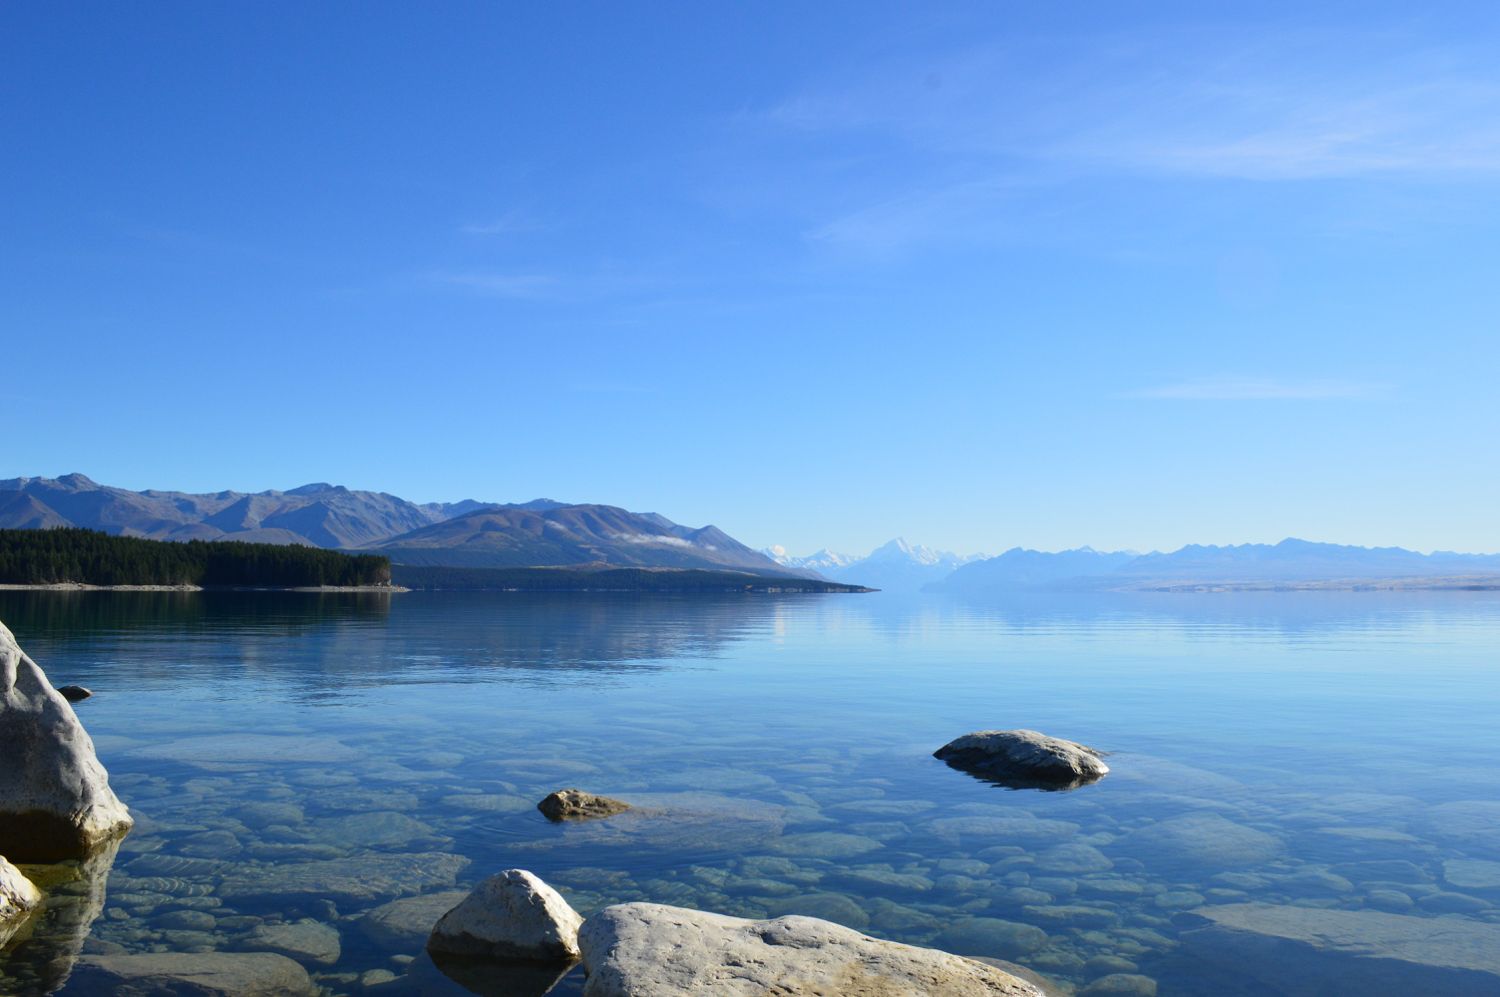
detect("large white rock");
top-left (578, 902), bottom-right (1045, 996)
top-left (428, 869), bottom-right (584, 961)
top-left (0, 620), bottom-right (132, 861)
top-left (0, 855), bottom-right (42, 946)
top-left (934, 729), bottom-right (1109, 789)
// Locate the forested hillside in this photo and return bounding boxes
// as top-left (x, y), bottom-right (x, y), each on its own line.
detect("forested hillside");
top-left (0, 528), bottom-right (391, 587)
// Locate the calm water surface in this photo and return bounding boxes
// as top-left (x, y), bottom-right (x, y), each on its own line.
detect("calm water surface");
top-left (3, 590), bottom-right (1500, 995)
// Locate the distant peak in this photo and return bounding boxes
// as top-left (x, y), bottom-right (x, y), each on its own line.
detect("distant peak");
top-left (285, 482), bottom-right (337, 496)
top-left (57, 472), bottom-right (99, 489)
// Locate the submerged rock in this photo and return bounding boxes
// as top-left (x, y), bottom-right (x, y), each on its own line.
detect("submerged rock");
top-left (934, 730), bottom-right (1109, 790)
top-left (1178, 902), bottom-right (1500, 996)
top-left (360, 890), bottom-right (469, 951)
top-left (428, 869), bottom-right (584, 961)
top-left (70, 952), bottom-right (316, 996)
top-left (578, 903), bottom-right (1045, 996)
top-left (537, 789), bottom-right (632, 822)
top-left (0, 620), bottom-right (133, 861)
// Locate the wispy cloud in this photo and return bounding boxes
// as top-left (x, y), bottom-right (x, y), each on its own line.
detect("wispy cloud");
top-left (425, 271), bottom-right (558, 298)
top-left (1123, 377), bottom-right (1388, 401)
top-left (460, 211), bottom-right (538, 236)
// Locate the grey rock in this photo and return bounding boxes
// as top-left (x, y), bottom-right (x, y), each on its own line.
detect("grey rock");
top-left (1118, 813), bottom-right (1281, 870)
top-left (1444, 858), bottom-right (1500, 891)
top-left (537, 789), bottom-right (632, 822)
top-left (933, 916), bottom-right (1050, 958)
top-left (0, 620), bottom-right (133, 861)
top-left (1081, 973), bottom-right (1157, 996)
top-left (1181, 902), bottom-right (1500, 996)
top-left (71, 952), bottom-right (316, 996)
top-left (242, 918), bottom-right (341, 965)
top-left (428, 869), bottom-right (583, 961)
top-left (935, 729), bottom-right (1109, 790)
top-left (360, 891), bottom-right (470, 951)
top-left (578, 902), bottom-right (1043, 996)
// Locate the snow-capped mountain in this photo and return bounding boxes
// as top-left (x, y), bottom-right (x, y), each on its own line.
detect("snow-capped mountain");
top-left (761, 546), bottom-right (862, 572)
top-left (767, 538), bottom-right (984, 592)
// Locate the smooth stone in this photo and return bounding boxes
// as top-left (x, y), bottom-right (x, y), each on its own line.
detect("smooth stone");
top-left (1365, 889), bottom-right (1416, 911)
top-left (71, 952), bottom-right (316, 996)
top-left (934, 729), bottom-right (1109, 790)
top-left (242, 918), bottom-right (341, 965)
top-left (1035, 843), bottom-right (1113, 874)
top-left (1080, 973), bottom-right (1158, 996)
top-left (56, 685), bottom-right (92, 702)
top-left (1153, 890), bottom-right (1205, 910)
top-left (1118, 813), bottom-right (1282, 869)
top-left (359, 891), bottom-right (470, 950)
top-left (933, 916), bottom-right (1050, 958)
top-left (218, 852), bottom-right (469, 907)
top-left (1181, 902), bottom-right (1500, 995)
top-left (0, 620), bottom-right (134, 860)
top-left (1443, 858), bottom-right (1500, 891)
top-left (537, 789), bottom-right (632, 822)
top-left (428, 869), bottom-right (583, 961)
top-left (1085, 954), bottom-right (1140, 975)
top-left (578, 902), bottom-right (1044, 996)
top-left (1418, 891), bottom-right (1491, 914)
top-left (155, 909), bottom-right (216, 931)
top-left (762, 892), bottom-right (871, 931)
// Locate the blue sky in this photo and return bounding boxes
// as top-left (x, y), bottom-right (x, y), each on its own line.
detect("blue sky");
top-left (4, 2), bottom-right (1499, 556)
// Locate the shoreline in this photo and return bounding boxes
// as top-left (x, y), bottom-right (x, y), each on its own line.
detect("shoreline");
top-left (0, 583), bottom-right (408, 593)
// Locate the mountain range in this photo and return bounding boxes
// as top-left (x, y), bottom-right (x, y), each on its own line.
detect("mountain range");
top-left (0, 474), bottom-right (801, 577)
top-left (765, 538), bottom-right (983, 592)
top-left (932, 538), bottom-right (1500, 592)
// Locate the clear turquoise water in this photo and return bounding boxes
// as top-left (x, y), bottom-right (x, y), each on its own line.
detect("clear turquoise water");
top-left (3, 589), bottom-right (1500, 995)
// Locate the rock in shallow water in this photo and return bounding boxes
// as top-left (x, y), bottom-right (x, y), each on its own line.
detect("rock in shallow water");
top-left (578, 902), bottom-right (1045, 996)
top-left (70, 952), bottom-right (316, 996)
top-left (934, 730), bottom-right (1109, 790)
top-left (0, 620), bottom-right (133, 861)
top-left (1178, 902), bottom-right (1500, 996)
top-left (537, 789), bottom-right (632, 822)
top-left (56, 685), bottom-right (91, 702)
top-left (428, 869), bottom-right (584, 961)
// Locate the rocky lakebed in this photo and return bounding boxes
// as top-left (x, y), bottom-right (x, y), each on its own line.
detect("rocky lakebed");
top-left (4, 590), bottom-right (1500, 995)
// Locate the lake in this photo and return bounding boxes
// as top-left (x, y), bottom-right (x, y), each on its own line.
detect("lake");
top-left (3, 589), bottom-right (1500, 995)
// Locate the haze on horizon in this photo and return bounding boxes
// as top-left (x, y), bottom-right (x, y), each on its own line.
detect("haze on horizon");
top-left (4, 3), bottom-right (1499, 557)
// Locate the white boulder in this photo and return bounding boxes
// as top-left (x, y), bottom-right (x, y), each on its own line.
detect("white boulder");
top-left (0, 620), bottom-right (132, 860)
top-left (578, 902), bottom-right (1044, 996)
top-left (428, 869), bottom-right (583, 961)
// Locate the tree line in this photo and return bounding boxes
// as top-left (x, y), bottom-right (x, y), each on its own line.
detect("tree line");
top-left (0, 528), bottom-right (391, 587)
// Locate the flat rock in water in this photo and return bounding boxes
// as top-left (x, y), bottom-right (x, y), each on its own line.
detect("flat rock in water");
top-left (428, 869), bottom-right (583, 961)
top-left (537, 789), bottom-right (632, 822)
top-left (241, 918), bottom-right (341, 965)
top-left (578, 902), bottom-right (1045, 996)
top-left (1117, 813), bottom-right (1282, 870)
top-left (934, 729), bottom-right (1109, 790)
top-left (1178, 902), bottom-right (1500, 996)
top-left (71, 952), bottom-right (316, 996)
top-left (360, 891), bottom-right (470, 950)
top-left (0, 620), bottom-right (134, 861)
